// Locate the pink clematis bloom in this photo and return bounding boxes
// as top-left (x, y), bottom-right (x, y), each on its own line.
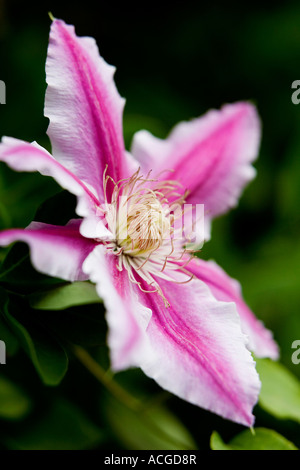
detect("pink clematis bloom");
top-left (0, 19), bottom-right (278, 426)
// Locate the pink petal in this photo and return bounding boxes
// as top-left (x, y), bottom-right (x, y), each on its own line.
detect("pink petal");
top-left (82, 246), bottom-right (151, 370)
top-left (0, 220), bottom-right (97, 281)
top-left (135, 277), bottom-right (261, 426)
top-left (0, 137), bottom-right (100, 215)
top-left (131, 102), bottom-right (261, 237)
top-left (187, 258), bottom-right (279, 360)
top-left (45, 19), bottom-right (129, 200)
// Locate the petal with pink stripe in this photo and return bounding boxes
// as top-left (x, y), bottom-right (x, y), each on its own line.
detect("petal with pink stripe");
top-left (187, 258), bottom-right (279, 360)
top-left (45, 19), bottom-right (128, 200)
top-left (131, 102), bottom-right (261, 237)
top-left (0, 137), bottom-right (100, 211)
top-left (0, 220), bottom-right (97, 281)
top-left (135, 276), bottom-right (261, 426)
top-left (82, 246), bottom-right (152, 371)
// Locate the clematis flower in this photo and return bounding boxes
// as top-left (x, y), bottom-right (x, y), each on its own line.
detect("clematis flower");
top-left (0, 19), bottom-right (278, 426)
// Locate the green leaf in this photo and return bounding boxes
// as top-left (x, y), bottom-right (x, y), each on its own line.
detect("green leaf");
top-left (256, 358), bottom-right (300, 422)
top-left (0, 243), bottom-right (64, 294)
top-left (210, 428), bottom-right (298, 450)
top-left (2, 295), bottom-right (68, 386)
top-left (210, 431), bottom-right (230, 450)
top-left (34, 190), bottom-right (77, 226)
top-left (0, 376), bottom-right (32, 420)
top-left (0, 166), bottom-right (59, 231)
top-left (28, 303), bottom-right (107, 347)
top-left (0, 313), bottom-right (19, 356)
top-left (104, 395), bottom-right (197, 450)
top-left (0, 190), bottom-right (77, 294)
top-left (29, 281), bottom-right (101, 310)
top-left (4, 398), bottom-right (104, 450)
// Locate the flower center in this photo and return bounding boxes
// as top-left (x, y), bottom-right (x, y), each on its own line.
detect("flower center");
top-left (117, 195), bottom-right (171, 256)
top-left (101, 168), bottom-right (197, 306)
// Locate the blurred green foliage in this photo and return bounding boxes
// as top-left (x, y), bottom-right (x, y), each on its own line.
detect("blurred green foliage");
top-left (210, 428), bottom-right (298, 450)
top-left (0, 0), bottom-right (300, 451)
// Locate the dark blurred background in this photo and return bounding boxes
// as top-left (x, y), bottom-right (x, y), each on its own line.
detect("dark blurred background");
top-left (0, 0), bottom-right (300, 449)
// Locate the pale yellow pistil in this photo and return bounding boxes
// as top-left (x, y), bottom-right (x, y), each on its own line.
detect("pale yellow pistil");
top-left (117, 198), bottom-right (171, 256)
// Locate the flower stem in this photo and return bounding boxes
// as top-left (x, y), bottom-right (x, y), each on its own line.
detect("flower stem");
top-left (71, 344), bottom-right (195, 450)
top-left (70, 344), bottom-right (142, 412)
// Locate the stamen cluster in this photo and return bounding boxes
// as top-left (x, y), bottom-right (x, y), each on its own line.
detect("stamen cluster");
top-left (101, 169), bottom-right (197, 306)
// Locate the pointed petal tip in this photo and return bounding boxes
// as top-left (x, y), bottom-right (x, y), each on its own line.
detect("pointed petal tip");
top-left (188, 258), bottom-right (279, 361)
top-left (132, 274), bottom-right (262, 427)
top-left (0, 221), bottom-right (96, 282)
top-left (45, 15), bottom-right (127, 195)
top-left (218, 99), bottom-right (262, 159)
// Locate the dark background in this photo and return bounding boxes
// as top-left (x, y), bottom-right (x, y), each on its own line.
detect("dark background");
top-left (0, 0), bottom-right (300, 450)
